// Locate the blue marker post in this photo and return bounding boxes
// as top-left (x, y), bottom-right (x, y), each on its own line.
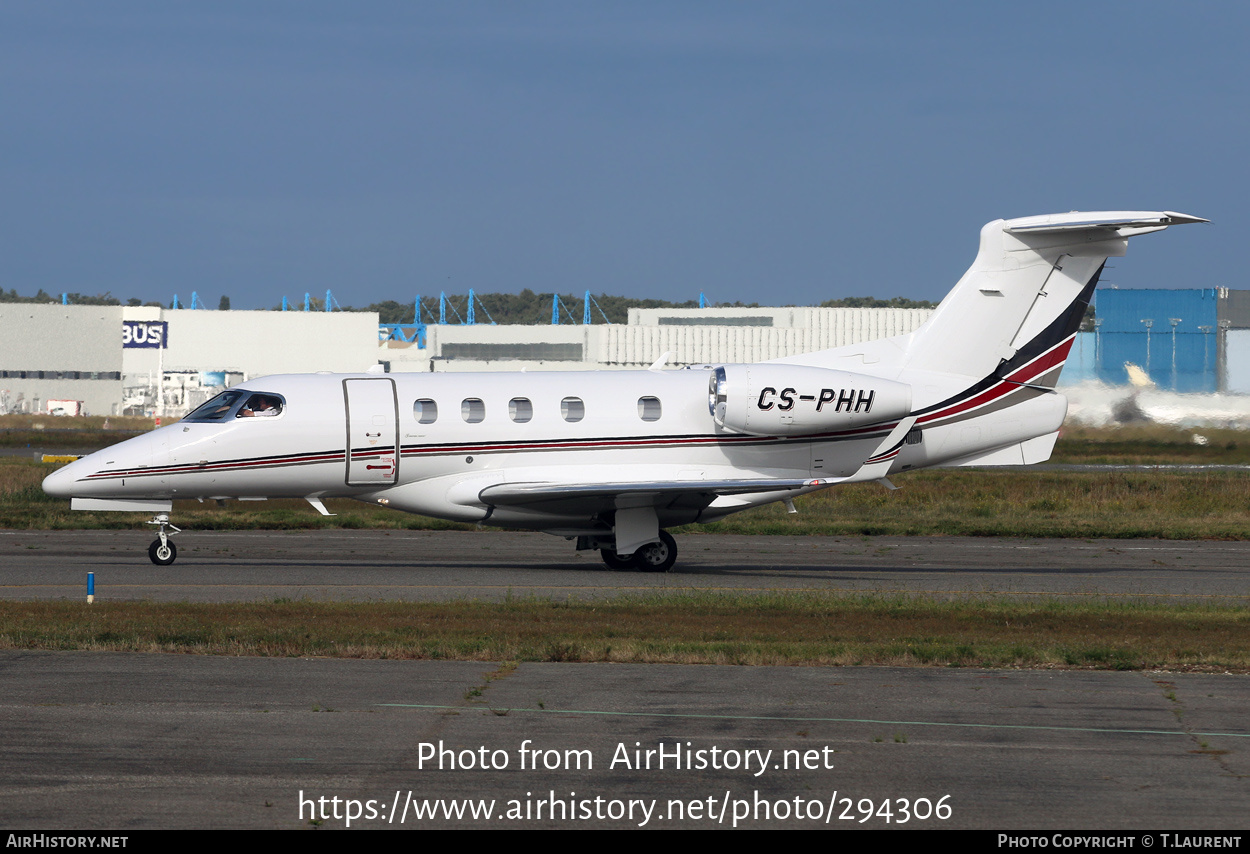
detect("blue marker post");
top-left (87, 572), bottom-right (94, 604)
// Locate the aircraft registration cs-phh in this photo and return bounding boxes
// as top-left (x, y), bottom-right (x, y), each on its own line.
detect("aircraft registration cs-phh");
top-left (44, 211), bottom-right (1205, 571)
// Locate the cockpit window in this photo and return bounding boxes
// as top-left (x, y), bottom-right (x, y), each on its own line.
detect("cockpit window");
top-left (236, 393), bottom-right (285, 418)
top-left (183, 390), bottom-right (286, 422)
top-left (183, 390), bottom-right (248, 422)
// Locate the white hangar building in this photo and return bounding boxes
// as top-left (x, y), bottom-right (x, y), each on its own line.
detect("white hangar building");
top-left (385, 306), bottom-right (933, 373)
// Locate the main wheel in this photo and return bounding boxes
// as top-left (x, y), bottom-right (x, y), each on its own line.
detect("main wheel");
top-left (630, 531), bottom-right (677, 573)
top-left (601, 549), bottom-right (636, 570)
top-left (148, 538), bottom-right (177, 566)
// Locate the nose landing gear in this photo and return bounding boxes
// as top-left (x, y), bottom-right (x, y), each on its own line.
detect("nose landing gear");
top-left (146, 514), bottom-right (181, 566)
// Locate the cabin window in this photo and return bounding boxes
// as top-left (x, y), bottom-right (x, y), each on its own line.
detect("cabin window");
top-left (462, 398), bottom-right (486, 423)
top-left (638, 396), bottom-right (662, 421)
top-left (509, 398), bottom-right (533, 423)
top-left (414, 399), bottom-right (438, 424)
top-left (560, 396), bottom-right (585, 422)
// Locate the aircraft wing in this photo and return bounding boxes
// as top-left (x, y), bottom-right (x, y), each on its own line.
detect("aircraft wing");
top-left (477, 478), bottom-right (827, 517)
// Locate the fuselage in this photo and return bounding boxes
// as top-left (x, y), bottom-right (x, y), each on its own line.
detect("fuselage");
top-left (42, 363), bottom-right (1067, 534)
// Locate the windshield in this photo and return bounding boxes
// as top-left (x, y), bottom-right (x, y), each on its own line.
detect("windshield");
top-left (183, 390), bottom-right (248, 422)
top-left (183, 390), bottom-right (286, 422)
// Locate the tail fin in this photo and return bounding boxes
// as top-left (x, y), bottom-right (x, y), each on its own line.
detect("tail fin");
top-left (903, 211), bottom-right (1207, 386)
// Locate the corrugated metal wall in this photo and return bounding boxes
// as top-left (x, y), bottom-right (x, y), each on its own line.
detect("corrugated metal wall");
top-left (598, 308), bottom-right (932, 365)
top-left (1096, 288), bottom-right (1219, 334)
top-left (791, 308), bottom-right (931, 348)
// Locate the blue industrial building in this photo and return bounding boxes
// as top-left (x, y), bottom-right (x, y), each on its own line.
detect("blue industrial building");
top-left (1062, 288), bottom-right (1248, 392)
top-left (1094, 288), bottom-right (1221, 392)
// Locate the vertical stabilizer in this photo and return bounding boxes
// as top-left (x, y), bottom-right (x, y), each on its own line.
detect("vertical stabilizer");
top-left (904, 211), bottom-right (1206, 386)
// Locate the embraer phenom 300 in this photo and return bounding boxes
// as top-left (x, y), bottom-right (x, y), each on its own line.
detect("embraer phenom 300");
top-left (44, 211), bottom-right (1206, 571)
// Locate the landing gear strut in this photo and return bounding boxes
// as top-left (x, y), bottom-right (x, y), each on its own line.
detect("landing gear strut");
top-left (600, 531), bottom-right (678, 573)
top-left (146, 513), bottom-right (181, 566)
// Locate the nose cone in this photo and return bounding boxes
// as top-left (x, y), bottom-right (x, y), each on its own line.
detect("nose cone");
top-left (41, 432), bottom-right (165, 500)
top-left (42, 456), bottom-right (89, 498)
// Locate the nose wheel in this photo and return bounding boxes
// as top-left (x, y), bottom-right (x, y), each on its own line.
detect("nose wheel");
top-left (148, 538), bottom-right (177, 566)
top-left (146, 513), bottom-right (181, 566)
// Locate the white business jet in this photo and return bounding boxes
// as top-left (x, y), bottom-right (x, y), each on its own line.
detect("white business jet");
top-left (43, 211), bottom-right (1205, 571)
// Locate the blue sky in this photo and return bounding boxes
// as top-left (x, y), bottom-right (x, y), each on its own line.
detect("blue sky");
top-left (0, 2), bottom-right (1243, 310)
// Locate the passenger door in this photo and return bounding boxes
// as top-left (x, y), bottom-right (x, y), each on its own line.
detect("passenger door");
top-left (343, 378), bottom-right (399, 486)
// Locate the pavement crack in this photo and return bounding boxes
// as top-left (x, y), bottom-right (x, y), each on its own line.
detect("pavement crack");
top-left (1150, 676), bottom-right (1239, 776)
top-left (464, 661), bottom-right (519, 714)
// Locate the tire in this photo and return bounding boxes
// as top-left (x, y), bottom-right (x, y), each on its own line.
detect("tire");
top-left (601, 549), bottom-right (636, 570)
top-left (148, 539), bottom-right (177, 566)
top-left (630, 531), bottom-right (677, 573)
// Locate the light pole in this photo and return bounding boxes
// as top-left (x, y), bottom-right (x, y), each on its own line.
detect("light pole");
top-left (1219, 320), bottom-right (1232, 392)
top-left (1199, 325), bottom-right (1213, 391)
top-left (1169, 318), bottom-right (1182, 390)
top-left (1140, 319), bottom-right (1154, 378)
top-left (1094, 317), bottom-right (1104, 378)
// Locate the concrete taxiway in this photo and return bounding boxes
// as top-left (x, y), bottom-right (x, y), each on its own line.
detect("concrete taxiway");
top-left (1, 528), bottom-right (1248, 602)
top-left (1, 530), bottom-right (1246, 829)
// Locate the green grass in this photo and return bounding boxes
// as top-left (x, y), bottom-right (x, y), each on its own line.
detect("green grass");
top-left (0, 414), bottom-right (153, 448)
top-left (1051, 423), bottom-right (1250, 465)
top-left (694, 469), bottom-right (1250, 539)
top-left (2, 595), bottom-right (1246, 671)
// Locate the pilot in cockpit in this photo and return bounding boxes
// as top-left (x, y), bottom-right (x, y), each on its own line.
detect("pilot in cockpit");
top-left (238, 394), bottom-right (282, 418)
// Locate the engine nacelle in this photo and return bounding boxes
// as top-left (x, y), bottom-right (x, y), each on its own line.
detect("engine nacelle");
top-left (708, 364), bottom-right (912, 436)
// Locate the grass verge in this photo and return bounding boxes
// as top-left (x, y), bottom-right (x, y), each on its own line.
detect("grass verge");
top-left (696, 469), bottom-right (1250, 539)
top-left (1050, 423), bottom-right (1250, 466)
top-left (2, 595), bottom-right (1247, 671)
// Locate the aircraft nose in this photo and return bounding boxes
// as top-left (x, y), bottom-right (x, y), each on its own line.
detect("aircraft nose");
top-left (42, 458), bottom-right (85, 498)
top-left (41, 433), bottom-right (168, 500)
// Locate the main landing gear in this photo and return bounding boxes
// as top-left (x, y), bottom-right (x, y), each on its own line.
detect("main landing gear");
top-left (600, 531), bottom-right (677, 573)
top-left (146, 513), bottom-right (181, 566)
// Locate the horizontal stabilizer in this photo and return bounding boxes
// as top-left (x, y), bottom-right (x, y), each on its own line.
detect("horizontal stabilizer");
top-left (1003, 211), bottom-right (1207, 234)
